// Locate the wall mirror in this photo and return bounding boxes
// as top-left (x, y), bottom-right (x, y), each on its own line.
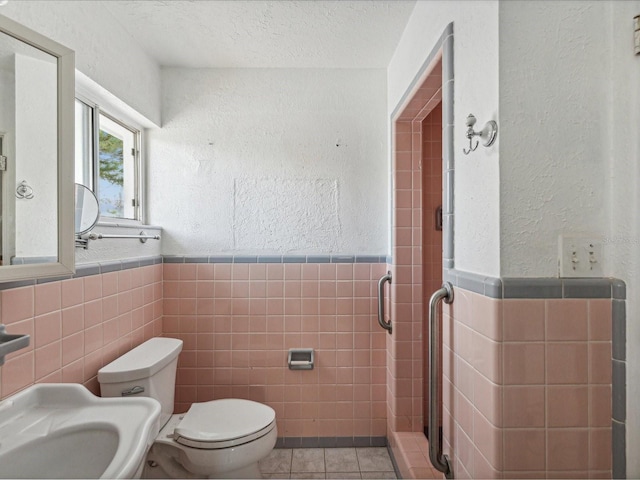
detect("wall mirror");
top-left (0, 14), bottom-right (74, 281)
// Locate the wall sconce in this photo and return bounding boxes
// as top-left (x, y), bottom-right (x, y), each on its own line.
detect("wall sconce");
top-left (462, 114), bottom-right (497, 155)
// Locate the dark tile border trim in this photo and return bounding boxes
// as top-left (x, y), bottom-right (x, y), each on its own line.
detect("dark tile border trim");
top-left (443, 268), bottom-right (626, 300)
top-left (36, 274), bottom-right (74, 284)
top-left (74, 256), bottom-right (163, 276)
top-left (0, 279), bottom-right (36, 290)
top-left (613, 420), bottom-right (626, 479)
top-left (0, 254), bottom-right (387, 289)
top-left (613, 360), bottom-right (626, 423)
top-left (274, 436), bottom-right (387, 449)
top-left (613, 300), bottom-right (626, 362)
top-left (0, 256), bottom-right (164, 290)
top-left (162, 255), bottom-right (388, 264)
top-left (73, 264), bottom-right (101, 278)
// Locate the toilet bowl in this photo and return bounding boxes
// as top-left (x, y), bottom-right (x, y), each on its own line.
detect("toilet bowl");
top-left (146, 401), bottom-right (276, 479)
top-left (98, 337), bottom-right (277, 479)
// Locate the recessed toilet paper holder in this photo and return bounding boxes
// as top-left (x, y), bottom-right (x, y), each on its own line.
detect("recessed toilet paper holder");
top-left (288, 348), bottom-right (314, 370)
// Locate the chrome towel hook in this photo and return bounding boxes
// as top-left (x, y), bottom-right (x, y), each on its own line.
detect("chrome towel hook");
top-left (463, 113), bottom-right (497, 155)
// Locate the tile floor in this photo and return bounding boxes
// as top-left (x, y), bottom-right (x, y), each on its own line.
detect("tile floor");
top-left (259, 447), bottom-right (398, 479)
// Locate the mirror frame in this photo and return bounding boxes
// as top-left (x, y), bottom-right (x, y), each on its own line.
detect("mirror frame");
top-left (0, 14), bottom-right (75, 281)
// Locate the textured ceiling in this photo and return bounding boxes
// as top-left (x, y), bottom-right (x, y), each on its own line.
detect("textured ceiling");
top-left (100, 0), bottom-right (416, 68)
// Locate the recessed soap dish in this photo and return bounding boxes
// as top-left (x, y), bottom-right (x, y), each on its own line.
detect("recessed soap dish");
top-left (0, 324), bottom-right (30, 366)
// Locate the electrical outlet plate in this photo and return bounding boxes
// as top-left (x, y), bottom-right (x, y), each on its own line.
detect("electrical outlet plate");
top-left (558, 235), bottom-right (604, 278)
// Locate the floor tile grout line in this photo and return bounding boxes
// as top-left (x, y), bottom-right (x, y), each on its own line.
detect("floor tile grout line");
top-left (323, 447), bottom-right (327, 474)
top-left (261, 447), bottom-right (397, 478)
top-left (290, 448), bottom-right (294, 474)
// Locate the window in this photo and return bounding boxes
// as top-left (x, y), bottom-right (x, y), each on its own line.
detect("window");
top-left (74, 98), bottom-right (141, 220)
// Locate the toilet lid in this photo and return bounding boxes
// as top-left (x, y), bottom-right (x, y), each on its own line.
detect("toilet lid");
top-left (174, 398), bottom-right (276, 447)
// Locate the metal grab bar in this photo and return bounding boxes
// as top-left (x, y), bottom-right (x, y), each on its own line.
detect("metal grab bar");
top-left (377, 272), bottom-right (392, 334)
top-left (82, 231), bottom-right (161, 243)
top-left (428, 282), bottom-right (454, 479)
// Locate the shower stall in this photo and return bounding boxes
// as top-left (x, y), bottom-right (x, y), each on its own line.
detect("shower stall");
top-left (383, 23), bottom-right (615, 480)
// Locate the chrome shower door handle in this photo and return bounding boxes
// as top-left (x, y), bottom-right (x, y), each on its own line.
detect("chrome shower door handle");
top-left (428, 282), bottom-right (454, 479)
top-left (377, 272), bottom-right (392, 334)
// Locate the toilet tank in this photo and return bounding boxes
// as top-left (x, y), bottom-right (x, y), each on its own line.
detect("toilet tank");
top-left (98, 337), bottom-right (183, 427)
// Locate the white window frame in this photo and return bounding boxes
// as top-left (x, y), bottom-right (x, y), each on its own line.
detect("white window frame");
top-left (75, 93), bottom-right (144, 224)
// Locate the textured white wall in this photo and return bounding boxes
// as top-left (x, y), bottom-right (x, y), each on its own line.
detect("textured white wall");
top-left (14, 53), bottom-right (57, 258)
top-left (387, 1), bottom-right (500, 277)
top-left (0, 0), bottom-right (161, 125)
top-left (499, 1), bottom-right (610, 277)
top-left (148, 68), bottom-right (388, 256)
top-left (609, 1), bottom-right (640, 476)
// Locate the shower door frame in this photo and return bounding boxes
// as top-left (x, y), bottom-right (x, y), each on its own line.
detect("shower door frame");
top-left (386, 22), bottom-right (455, 445)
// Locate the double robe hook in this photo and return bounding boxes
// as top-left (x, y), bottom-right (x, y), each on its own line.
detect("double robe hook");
top-left (463, 114), bottom-right (498, 155)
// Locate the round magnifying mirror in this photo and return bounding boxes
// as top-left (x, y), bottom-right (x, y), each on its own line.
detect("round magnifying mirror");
top-left (74, 183), bottom-right (99, 235)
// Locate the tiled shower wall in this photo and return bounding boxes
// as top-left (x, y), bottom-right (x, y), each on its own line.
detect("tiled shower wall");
top-left (387, 34), bottom-right (445, 438)
top-left (388, 106), bottom-right (443, 435)
top-left (442, 287), bottom-right (613, 478)
top-left (421, 104), bottom-right (443, 428)
top-left (162, 260), bottom-right (388, 443)
top-left (389, 118), bottom-right (427, 435)
top-left (420, 104), bottom-right (444, 300)
top-left (0, 262), bottom-right (163, 400)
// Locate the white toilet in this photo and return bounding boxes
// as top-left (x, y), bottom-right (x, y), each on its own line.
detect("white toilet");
top-left (98, 337), bottom-right (277, 479)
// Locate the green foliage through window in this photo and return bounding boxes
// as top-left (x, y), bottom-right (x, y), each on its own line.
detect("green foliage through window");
top-left (99, 130), bottom-right (124, 186)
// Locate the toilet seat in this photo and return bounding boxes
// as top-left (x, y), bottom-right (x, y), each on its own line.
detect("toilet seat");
top-left (173, 398), bottom-right (276, 450)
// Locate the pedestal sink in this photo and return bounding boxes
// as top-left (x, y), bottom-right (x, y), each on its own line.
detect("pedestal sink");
top-left (0, 383), bottom-right (161, 479)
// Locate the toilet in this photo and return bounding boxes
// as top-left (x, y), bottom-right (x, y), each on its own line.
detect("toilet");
top-left (98, 337), bottom-right (277, 479)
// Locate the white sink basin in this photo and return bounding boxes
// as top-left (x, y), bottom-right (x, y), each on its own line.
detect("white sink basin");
top-left (0, 384), bottom-right (161, 479)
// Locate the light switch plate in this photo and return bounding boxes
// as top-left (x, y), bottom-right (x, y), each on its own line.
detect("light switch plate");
top-left (558, 235), bottom-right (604, 278)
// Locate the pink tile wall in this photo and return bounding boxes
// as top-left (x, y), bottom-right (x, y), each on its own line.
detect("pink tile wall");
top-left (443, 289), bottom-right (612, 479)
top-left (421, 104), bottom-right (444, 297)
top-left (389, 110), bottom-right (443, 436)
top-left (389, 55), bottom-right (444, 440)
top-left (389, 118), bottom-right (424, 434)
top-left (163, 262), bottom-right (388, 439)
top-left (421, 104), bottom-right (443, 428)
top-left (0, 265), bottom-right (163, 399)
top-left (0, 260), bottom-right (387, 440)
